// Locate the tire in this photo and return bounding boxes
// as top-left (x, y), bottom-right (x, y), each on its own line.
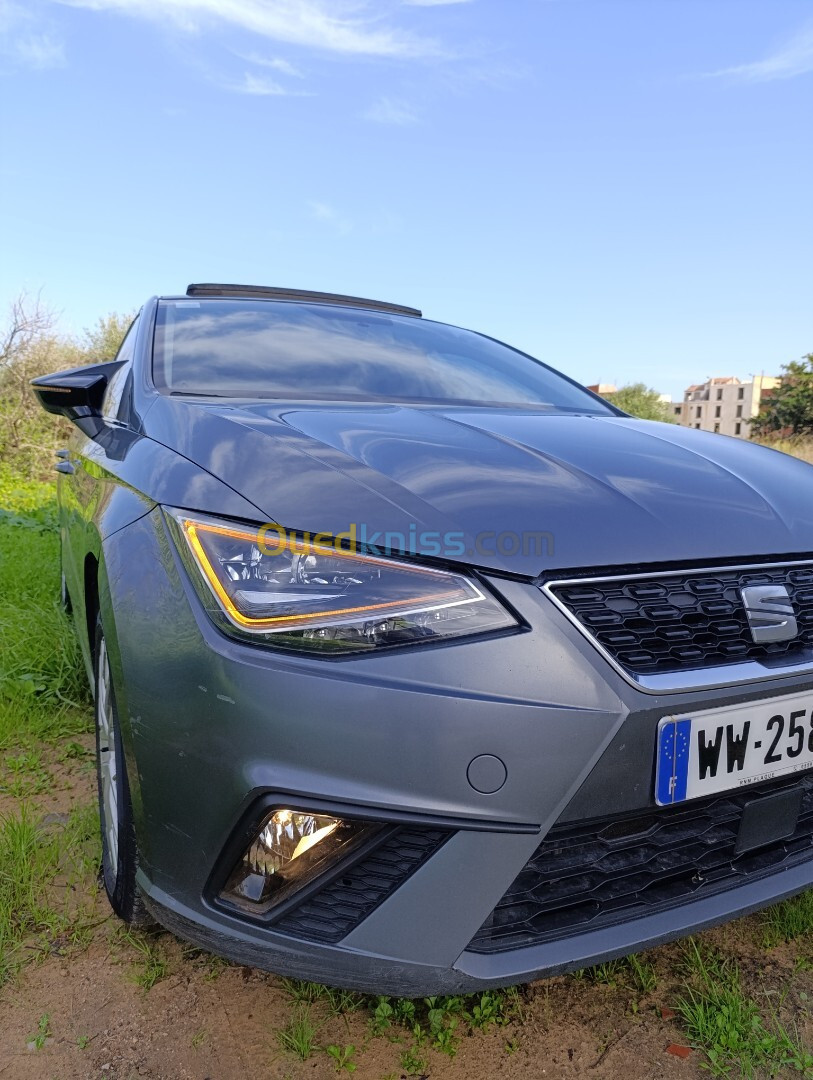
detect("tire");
top-left (94, 615), bottom-right (149, 925)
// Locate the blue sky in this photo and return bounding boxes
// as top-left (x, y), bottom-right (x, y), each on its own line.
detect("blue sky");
top-left (1, 0), bottom-right (811, 400)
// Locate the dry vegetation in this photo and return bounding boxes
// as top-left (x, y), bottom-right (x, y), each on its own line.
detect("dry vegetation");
top-left (756, 437), bottom-right (813, 464)
top-left (0, 293), bottom-right (133, 480)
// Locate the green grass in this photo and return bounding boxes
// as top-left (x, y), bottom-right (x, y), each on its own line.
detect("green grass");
top-left (572, 953), bottom-right (657, 995)
top-left (0, 802), bottom-right (101, 986)
top-left (280, 977), bottom-right (334, 1005)
top-left (27, 1012), bottom-right (52, 1050)
top-left (1, 748), bottom-right (51, 798)
top-left (275, 986), bottom-right (522, 1073)
top-left (280, 978), bottom-right (366, 1015)
top-left (0, 470), bottom-right (90, 751)
top-left (0, 470), bottom-right (101, 988)
top-left (763, 892), bottom-right (813, 947)
top-left (574, 959), bottom-right (627, 986)
top-left (676, 940), bottom-right (813, 1078)
top-left (276, 1004), bottom-right (320, 1060)
top-left (399, 1043), bottom-right (429, 1076)
top-left (119, 928), bottom-right (171, 991)
top-left (365, 989), bottom-right (521, 1063)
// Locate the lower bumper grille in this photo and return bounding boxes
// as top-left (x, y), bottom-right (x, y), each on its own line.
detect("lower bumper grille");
top-left (468, 773), bottom-right (813, 955)
top-left (273, 826), bottom-right (451, 944)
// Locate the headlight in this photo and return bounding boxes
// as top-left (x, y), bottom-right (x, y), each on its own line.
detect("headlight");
top-left (166, 509), bottom-right (517, 653)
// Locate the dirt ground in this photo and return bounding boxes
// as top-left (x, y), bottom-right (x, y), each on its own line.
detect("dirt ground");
top-left (1, 937), bottom-right (714, 1080)
top-left (2, 738), bottom-right (812, 1080)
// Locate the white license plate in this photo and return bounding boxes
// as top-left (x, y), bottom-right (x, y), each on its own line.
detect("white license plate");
top-left (655, 691), bottom-right (813, 805)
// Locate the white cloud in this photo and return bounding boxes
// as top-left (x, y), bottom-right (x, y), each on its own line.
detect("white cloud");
top-left (224, 71), bottom-right (311, 95)
top-left (0, 1), bottom-right (66, 68)
top-left (53, 0), bottom-right (445, 57)
top-left (708, 21), bottom-right (813, 82)
top-left (309, 200), bottom-right (353, 236)
top-left (238, 52), bottom-right (304, 77)
top-left (364, 96), bottom-right (418, 125)
top-left (14, 32), bottom-right (65, 67)
top-left (403, 0), bottom-right (472, 5)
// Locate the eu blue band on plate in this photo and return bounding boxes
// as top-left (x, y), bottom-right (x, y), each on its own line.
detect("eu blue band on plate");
top-left (656, 717), bottom-right (691, 805)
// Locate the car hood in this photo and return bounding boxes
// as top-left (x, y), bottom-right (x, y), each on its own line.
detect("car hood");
top-left (145, 397), bottom-right (813, 577)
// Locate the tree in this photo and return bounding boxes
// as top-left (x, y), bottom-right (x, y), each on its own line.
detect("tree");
top-left (601, 382), bottom-right (675, 423)
top-left (0, 293), bottom-right (64, 472)
top-left (0, 294), bottom-right (133, 478)
top-left (750, 355), bottom-right (813, 438)
top-left (81, 312), bottom-right (136, 361)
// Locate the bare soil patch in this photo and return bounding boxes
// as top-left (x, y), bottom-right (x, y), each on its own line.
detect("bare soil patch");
top-left (1, 939), bottom-right (712, 1080)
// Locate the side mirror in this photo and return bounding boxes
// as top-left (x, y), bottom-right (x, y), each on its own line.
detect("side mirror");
top-left (31, 360), bottom-right (124, 421)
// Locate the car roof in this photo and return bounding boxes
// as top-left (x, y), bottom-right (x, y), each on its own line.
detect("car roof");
top-left (156, 284), bottom-right (422, 319)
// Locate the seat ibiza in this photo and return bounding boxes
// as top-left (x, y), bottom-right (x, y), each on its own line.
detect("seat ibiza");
top-left (32, 284), bottom-right (813, 993)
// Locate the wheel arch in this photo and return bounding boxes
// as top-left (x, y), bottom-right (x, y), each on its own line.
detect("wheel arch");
top-left (83, 552), bottom-right (100, 678)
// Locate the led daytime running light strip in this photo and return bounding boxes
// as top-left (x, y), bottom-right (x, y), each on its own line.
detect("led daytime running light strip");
top-left (182, 519), bottom-right (479, 631)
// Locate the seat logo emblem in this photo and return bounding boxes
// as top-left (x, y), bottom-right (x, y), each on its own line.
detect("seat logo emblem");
top-left (740, 584), bottom-right (798, 643)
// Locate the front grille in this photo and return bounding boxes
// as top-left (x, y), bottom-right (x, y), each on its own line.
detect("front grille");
top-left (468, 773), bottom-right (813, 954)
top-left (274, 826), bottom-right (451, 944)
top-left (548, 562), bottom-right (813, 676)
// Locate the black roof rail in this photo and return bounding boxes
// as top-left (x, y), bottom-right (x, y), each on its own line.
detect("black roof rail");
top-left (185, 284), bottom-right (421, 318)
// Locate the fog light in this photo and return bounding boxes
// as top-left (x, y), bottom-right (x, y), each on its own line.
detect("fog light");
top-left (221, 808), bottom-right (381, 914)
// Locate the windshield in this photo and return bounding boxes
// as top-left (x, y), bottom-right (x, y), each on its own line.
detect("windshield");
top-left (153, 298), bottom-right (612, 412)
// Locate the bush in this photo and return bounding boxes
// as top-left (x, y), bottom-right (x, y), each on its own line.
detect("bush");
top-left (0, 295), bottom-right (132, 480)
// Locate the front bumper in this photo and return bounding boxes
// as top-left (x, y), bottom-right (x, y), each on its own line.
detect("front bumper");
top-left (141, 853), bottom-right (813, 995)
top-left (102, 509), bottom-right (813, 993)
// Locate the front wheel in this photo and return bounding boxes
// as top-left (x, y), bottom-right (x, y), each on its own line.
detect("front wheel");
top-left (94, 615), bottom-right (148, 924)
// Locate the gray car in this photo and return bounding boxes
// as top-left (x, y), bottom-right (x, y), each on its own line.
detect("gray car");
top-left (32, 283), bottom-right (813, 995)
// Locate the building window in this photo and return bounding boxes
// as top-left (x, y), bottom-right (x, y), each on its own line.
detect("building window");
top-left (674, 406), bottom-right (681, 415)
top-left (738, 387), bottom-right (745, 399)
top-left (736, 405), bottom-right (742, 417)
top-left (714, 422), bottom-right (720, 433)
top-left (696, 406), bottom-right (702, 417)
top-left (695, 423), bottom-right (701, 429)
top-left (715, 405), bottom-right (721, 417)
top-left (735, 423), bottom-right (742, 435)
top-left (717, 389), bottom-right (723, 400)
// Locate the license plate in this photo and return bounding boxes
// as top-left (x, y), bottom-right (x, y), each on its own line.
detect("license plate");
top-left (655, 691), bottom-right (813, 805)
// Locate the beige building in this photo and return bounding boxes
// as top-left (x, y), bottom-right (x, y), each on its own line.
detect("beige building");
top-left (672, 376), bottom-right (780, 439)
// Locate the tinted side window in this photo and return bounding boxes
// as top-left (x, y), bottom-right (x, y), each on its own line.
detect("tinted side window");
top-left (102, 317), bottom-right (139, 421)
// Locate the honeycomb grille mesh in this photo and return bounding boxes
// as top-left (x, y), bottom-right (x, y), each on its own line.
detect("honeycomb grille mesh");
top-left (549, 564), bottom-right (813, 675)
top-left (468, 774), bottom-right (813, 955)
top-left (274, 826), bottom-right (451, 943)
